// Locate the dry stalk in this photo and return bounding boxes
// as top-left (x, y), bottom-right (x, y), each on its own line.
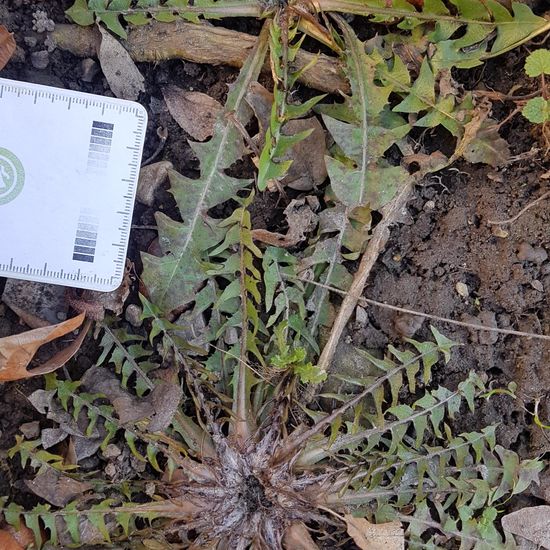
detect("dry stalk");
top-left (316, 181), bottom-right (414, 375)
top-left (51, 21), bottom-right (349, 94)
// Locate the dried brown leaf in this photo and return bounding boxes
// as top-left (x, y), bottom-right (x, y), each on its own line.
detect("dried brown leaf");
top-left (25, 468), bottom-right (92, 507)
top-left (163, 86), bottom-right (222, 141)
top-left (462, 124), bottom-right (510, 167)
top-left (283, 522), bottom-right (319, 550)
top-left (137, 160), bottom-right (173, 206)
top-left (67, 263), bottom-right (132, 320)
top-left (0, 314), bottom-right (87, 382)
top-left (252, 197), bottom-right (319, 247)
top-left (502, 505), bottom-right (550, 548)
top-left (0, 25), bottom-right (16, 71)
top-left (450, 101), bottom-right (510, 167)
top-left (83, 366), bottom-right (154, 423)
top-left (98, 26), bottom-right (144, 100)
top-left (0, 524), bottom-right (34, 550)
top-left (344, 515), bottom-right (404, 550)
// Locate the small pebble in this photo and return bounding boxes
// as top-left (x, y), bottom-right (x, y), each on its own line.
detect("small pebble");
top-left (23, 36), bottom-right (37, 48)
top-left (30, 50), bottom-right (49, 69)
top-left (424, 200), bottom-right (435, 211)
top-left (80, 58), bottom-right (99, 82)
top-left (531, 280), bottom-right (544, 292)
top-left (455, 282), bottom-right (469, 298)
top-left (491, 225), bottom-right (509, 238)
top-left (517, 242), bottom-right (547, 264)
top-left (103, 443), bottom-right (121, 459)
top-left (125, 304), bottom-right (143, 328)
top-left (355, 305), bottom-right (368, 326)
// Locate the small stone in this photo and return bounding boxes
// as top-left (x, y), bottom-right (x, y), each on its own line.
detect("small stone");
top-left (104, 463), bottom-right (117, 478)
top-left (491, 225), bottom-right (509, 238)
top-left (355, 305), bottom-right (368, 326)
top-left (23, 36), bottom-right (37, 48)
top-left (80, 58), bottom-right (99, 83)
top-left (487, 172), bottom-right (504, 183)
top-left (462, 310), bottom-right (498, 345)
top-left (531, 280), bottom-right (544, 292)
top-left (455, 282), bottom-right (469, 298)
top-left (20, 421), bottom-right (41, 439)
top-left (393, 313), bottom-right (424, 339)
top-left (103, 444), bottom-right (121, 459)
top-left (424, 200), bottom-right (435, 211)
top-left (125, 304), bottom-right (143, 328)
top-left (137, 161), bottom-right (173, 206)
top-left (518, 242), bottom-right (548, 264)
top-left (30, 50), bottom-right (49, 70)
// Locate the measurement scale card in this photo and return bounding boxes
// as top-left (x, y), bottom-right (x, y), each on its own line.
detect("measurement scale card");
top-left (0, 77), bottom-right (147, 291)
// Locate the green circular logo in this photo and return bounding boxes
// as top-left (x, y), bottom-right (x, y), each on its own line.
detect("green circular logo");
top-left (0, 147), bottom-right (25, 205)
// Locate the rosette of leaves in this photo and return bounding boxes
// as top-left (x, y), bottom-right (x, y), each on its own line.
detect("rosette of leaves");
top-left (3, 328), bottom-right (543, 548)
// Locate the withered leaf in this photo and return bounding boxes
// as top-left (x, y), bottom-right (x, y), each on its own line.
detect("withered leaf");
top-left (501, 505), bottom-right (550, 548)
top-left (98, 26), bottom-right (145, 100)
top-left (0, 314), bottom-right (87, 382)
top-left (252, 197), bottom-right (319, 248)
top-left (137, 161), bottom-right (173, 206)
top-left (163, 86), bottom-right (223, 141)
top-left (462, 124), bottom-right (510, 167)
top-left (0, 25), bottom-right (16, 71)
top-left (344, 515), bottom-right (404, 550)
top-left (67, 263), bottom-right (132, 320)
top-left (25, 469), bottom-right (92, 507)
top-left (0, 525), bottom-right (34, 550)
top-left (82, 366), bottom-right (181, 432)
top-left (283, 522), bottom-right (320, 550)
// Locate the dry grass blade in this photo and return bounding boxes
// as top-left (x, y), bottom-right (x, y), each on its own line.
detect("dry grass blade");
top-left (0, 313), bottom-right (87, 381)
top-left (0, 25), bottom-right (16, 70)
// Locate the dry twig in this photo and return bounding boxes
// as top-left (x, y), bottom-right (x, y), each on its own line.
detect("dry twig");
top-left (487, 189), bottom-right (549, 225)
top-left (296, 278), bottom-right (550, 342)
top-left (316, 181), bottom-right (414, 375)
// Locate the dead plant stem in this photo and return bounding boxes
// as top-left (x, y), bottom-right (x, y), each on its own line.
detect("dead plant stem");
top-left (293, 278), bottom-right (550, 342)
top-left (487, 189), bottom-right (549, 225)
top-left (315, 181), bottom-right (413, 375)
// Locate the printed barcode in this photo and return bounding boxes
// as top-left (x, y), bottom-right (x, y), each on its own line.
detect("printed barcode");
top-left (72, 209), bottom-right (99, 263)
top-left (87, 120), bottom-right (114, 172)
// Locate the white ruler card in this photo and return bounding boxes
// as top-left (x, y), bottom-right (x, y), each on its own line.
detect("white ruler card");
top-left (0, 77), bottom-right (147, 291)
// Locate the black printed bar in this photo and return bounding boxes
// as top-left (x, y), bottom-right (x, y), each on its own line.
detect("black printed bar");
top-left (87, 120), bottom-right (114, 173)
top-left (72, 210), bottom-right (99, 263)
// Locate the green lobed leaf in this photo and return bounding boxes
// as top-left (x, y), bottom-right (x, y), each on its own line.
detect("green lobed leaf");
top-left (141, 26), bottom-right (268, 313)
top-left (522, 96), bottom-right (550, 124)
top-left (524, 48), bottom-right (550, 77)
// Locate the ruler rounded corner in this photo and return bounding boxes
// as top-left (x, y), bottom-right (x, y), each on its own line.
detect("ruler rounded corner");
top-left (132, 100), bottom-right (149, 126)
